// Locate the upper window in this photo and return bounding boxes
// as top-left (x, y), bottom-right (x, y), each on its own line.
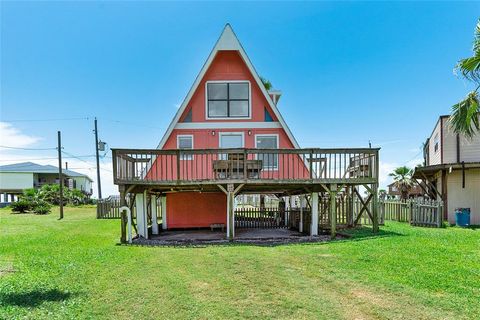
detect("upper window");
top-left (177, 135), bottom-right (193, 160)
top-left (434, 133), bottom-right (439, 153)
top-left (207, 82), bottom-right (249, 118)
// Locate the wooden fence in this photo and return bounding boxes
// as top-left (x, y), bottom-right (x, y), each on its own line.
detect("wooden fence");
top-left (380, 198), bottom-right (443, 227)
top-left (234, 207), bottom-right (298, 229)
top-left (97, 196), bottom-right (122, 219)
top-left (234, 195), bottom-right (384, 233)
top-left (318, 196), bottom-right (384, 227)
top-left (97, 196), bottom-right (137, 219)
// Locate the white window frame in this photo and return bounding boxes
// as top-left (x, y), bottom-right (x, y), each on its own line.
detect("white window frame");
top-left (205, 80), bottom-right (252, 120)
top-left (434, 133), bottom-right (439, 153)
top-left (219, 132), bottom-right (245, 160)
top-left (177, 134), bottom-right (194, 160)
top-left (255, 134), bottom-right (279, 170)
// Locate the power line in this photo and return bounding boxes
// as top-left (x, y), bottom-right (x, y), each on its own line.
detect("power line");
top-left (61, 151), bottom-right (96, 165)
top-left (0, 145), bottom-right (57, 150)
top-left (101, 117), bottom-right (165, 130)
top-left (1, 117), bottom-right (90, 123)
top-left (0, 155), bottom-right (96, 162)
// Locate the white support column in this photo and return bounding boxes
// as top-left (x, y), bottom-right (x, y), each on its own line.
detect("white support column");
top-left (311, 192), bottom-right (319, 236)
top-left (135, 193), bottom-right (148, 239)
top-left (151, 195), bottom-right (158, 235)
top-left (228, 191), bottom-right (235, 240)
top-left (226, 192), bottom-right (230, 239)
top-left (161, 196), bottom-right (167, 230)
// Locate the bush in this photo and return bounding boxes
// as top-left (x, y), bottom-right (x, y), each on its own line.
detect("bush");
top-left (10, 199), bottom-right (32, 213)
top-left (33, 202), bottom-right (52, 215)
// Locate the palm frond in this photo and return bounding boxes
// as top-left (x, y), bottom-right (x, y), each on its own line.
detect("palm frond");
top-left (449, 91), bottom-right (480, 138)
top-left (473, 19), bottom-right (480, 54)
top-left (455, 55), bottom-right (480, 82)
top-left (454, 19), bottom-right (480, 83)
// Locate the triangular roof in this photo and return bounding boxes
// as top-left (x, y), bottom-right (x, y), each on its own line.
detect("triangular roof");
top-left (157, 24), bottom-right (300, 149)
top-left (0, 162), bottom-right (93, 181)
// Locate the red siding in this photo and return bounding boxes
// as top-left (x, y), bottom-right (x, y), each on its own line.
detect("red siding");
top-left (167, 192), bottom-right (226, 228)
top-left (146, 49), bottom-right (303, 230)
top-left (179, 50), bottom-right (278, 123)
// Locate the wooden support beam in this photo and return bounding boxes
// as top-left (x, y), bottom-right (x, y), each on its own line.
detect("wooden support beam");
top-left (299, 195), bottom-right (305, 233)
top-left (353, 188), bottom-right (373, 223)
top-left (330, 183), bottom-right (337, 239)
top-left (372, 184), bottom-right (379, 233)
top-left (420, 171), bottom-right (443, 200)
top-left (311, 192), bottom-right (319, 236)
top-left (347, 186), bottom-right (354, 227)
top-left (120, 190), bottom-right (127, 244)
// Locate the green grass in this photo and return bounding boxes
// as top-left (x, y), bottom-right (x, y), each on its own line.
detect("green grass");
top-left (0, 206), bottom-right (479, 319)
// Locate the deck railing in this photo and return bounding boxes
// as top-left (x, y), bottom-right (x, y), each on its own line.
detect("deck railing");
top-left (112, 148), bottom-right (379, 185)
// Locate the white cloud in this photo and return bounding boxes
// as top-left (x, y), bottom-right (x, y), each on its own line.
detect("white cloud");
top-left (379, 161), bottom-right (397, 188)
top-left (0, 122), bottom-right (41, 149)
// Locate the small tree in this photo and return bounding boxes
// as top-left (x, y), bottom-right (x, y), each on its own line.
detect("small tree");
top-left (260, 77), bottom-right (272, 90)
top-left (389, 166), bottom-right (414, 200)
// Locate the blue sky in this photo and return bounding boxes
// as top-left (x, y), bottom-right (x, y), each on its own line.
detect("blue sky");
top-left (1, 1), bottom-right (479, 196)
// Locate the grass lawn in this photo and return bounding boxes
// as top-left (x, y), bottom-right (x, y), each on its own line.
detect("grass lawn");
top-left (0, 206), bottom-right (479, 319)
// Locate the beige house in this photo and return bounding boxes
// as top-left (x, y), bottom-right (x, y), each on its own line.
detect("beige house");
top-left (413, 115), bottom-right (480, 225)
top-left (0, 162), bottom-right (93, 203)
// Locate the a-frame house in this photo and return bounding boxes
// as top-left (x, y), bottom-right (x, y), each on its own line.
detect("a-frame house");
top-left (112, 25), bottom-right (380, 242)
top-left (155, 24), bottom-right (302, 231)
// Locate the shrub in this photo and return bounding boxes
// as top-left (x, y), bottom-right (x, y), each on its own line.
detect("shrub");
top-left (33, 202), bottom-right (52, 215)
top-left (10, 199), bottom-right (32, 213)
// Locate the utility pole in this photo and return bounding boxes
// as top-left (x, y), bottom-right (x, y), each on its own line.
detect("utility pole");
top-left (94, 117), bottom-right (102, 199)
top-left (57, 131), bottom-right (64, 220)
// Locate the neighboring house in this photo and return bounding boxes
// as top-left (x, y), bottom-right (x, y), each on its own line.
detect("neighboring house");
top-left (413, 115), bottom-right (480, 225)
top-left (0, 162), bottom-right (93, 202)
top-left (112, 24), bottom-right (381, 240)
top-left (387, 182), bottom-right (423, 198)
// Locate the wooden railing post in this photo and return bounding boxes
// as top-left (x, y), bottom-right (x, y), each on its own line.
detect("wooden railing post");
top-left (309, 150), bottom-right (313, 179)
top-left (243, 149), bottom-right (248, 181)
top-left (112, 149), bottom-right (118, 183)
top-left (329, 184), bottom-right (338, 238)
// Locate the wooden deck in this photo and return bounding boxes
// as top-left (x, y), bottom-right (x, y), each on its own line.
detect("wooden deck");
top-left (113, 147), bottom-right (381, 241)
top-left (112, 147), bottom-right (380, 194)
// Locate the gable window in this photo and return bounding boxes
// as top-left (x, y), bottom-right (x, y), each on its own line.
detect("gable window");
top-left (434, 133), bottom-right (439, 153)
top-left (207, 82), bottom-right (250, 118)
top-left (177, 135), bottom-right (193, 160)
top-left (255, 134), bottom-right (279, 170)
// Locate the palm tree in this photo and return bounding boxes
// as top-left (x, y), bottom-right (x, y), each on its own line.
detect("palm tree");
top-left (450, 19), bottom-right (480, 138)
top-left (389, 166), bottom-right (414, 200)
